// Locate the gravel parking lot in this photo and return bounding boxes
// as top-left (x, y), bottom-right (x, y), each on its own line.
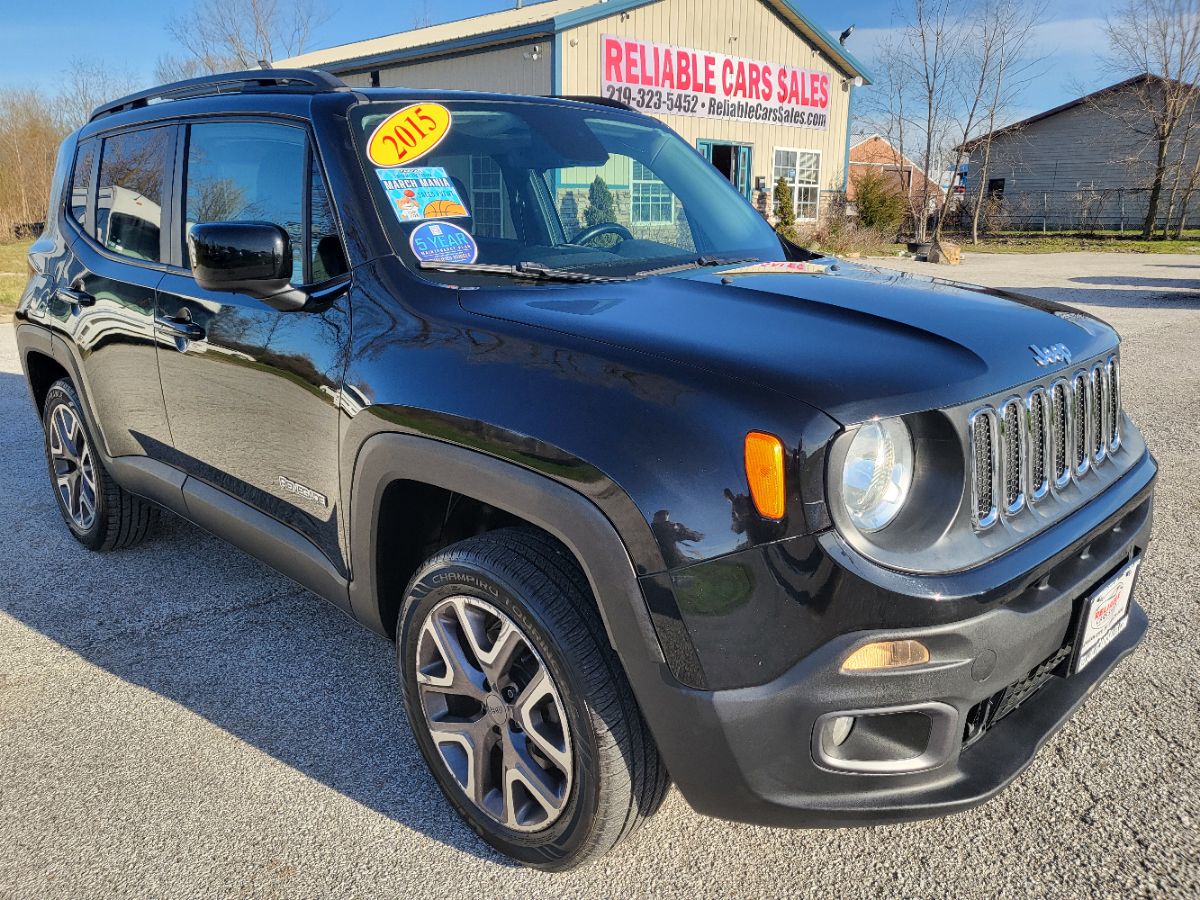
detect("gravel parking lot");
top-left (1, 251), bottom-right (1198, 898)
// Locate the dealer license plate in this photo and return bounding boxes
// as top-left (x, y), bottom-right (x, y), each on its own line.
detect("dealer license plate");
top-left (1075, 558), bottom-right (1140, 674)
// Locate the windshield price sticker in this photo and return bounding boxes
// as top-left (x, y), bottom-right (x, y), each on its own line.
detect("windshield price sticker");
top-left (409, 221), bottom-right (479, 265)
top-left (602, 35), bottom-right (831, 129)
top-left (367, 103), bottom-right (452, 167)
top-left (721, 261), bottom-right (827, 276)
top-left (377, 167), bottom-right (469, 222)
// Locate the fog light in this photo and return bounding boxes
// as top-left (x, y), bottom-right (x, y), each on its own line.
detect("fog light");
top-left (828, 715), bottom-right (856, 746)
top-left (841, 639), bottom-right (930, 672)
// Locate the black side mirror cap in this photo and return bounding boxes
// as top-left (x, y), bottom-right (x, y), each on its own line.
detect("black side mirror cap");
top-left (187, 221), bottom-right (307, 311)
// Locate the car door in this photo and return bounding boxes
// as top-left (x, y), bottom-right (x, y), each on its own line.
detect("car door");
top-left (49, 126), bottom-right (176, 461)
top-left (154, 118), bottom-right (351, 567)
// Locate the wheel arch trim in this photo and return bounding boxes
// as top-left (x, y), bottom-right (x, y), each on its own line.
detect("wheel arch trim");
top-left (347, 432), bottom-right (666, 665)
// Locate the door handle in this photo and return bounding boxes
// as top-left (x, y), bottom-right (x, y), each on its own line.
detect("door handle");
top-left (56, 285), bottom-right (95, 307)
top-left (155, 314), bottom-right (206, 341)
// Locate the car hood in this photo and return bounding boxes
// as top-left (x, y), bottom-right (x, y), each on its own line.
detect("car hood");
top-left (458, 260), bottom-right (1118, 424)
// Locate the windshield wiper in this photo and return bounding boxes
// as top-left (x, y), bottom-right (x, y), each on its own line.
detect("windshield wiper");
top-left (696, 255), bottom-right (759, 267)
top-left (633, 255), bottom-right (760, 278)
top-left (419, 261), bottom-right (631, 283)
top-left (421, 255), bottom-right (761, 282)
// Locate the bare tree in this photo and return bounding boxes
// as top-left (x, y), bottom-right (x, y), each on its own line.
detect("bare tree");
top-left (51, 61), bottom-right (142, 130)
top-left (1171, 114), bottom-right (1200, 232)
top-left (412, 0), bottom-right (434, 29)
top-left (905, 0), bottom-right (958, 241)
top-left (159, 0), bottom-right (330, 77)
top-left (866, 0), bottom-right (961, 241)
top-left (1100, 0), bottom-right (1200, 237)
top-left (0, 89), bottom-right (64, 238)
top-left (868, 35), bottom-right (921, 231)
top-left (154, 55), bottom-right (213, 85)
top-left (960, 1), bottom-right (1043, 244)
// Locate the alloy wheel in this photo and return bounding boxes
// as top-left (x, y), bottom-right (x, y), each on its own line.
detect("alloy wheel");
top-left (48, 404), bottom-right (97, 531)
top-left (415, 595), bottom-right (573, 832)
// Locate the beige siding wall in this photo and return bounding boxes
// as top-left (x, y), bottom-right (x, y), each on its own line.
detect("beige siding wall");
top-left (559, 0), bottom-right (853, 195)
top-left (343, 42), bottom-right (552, 95)
top-left (974, 90), bottom-right (1200, 228)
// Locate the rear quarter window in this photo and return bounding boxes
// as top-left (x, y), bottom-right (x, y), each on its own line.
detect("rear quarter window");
top-left (68, 140), bottom-right (97, 229)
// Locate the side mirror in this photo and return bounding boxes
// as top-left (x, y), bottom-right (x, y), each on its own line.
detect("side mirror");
top-left (187, 221), bottom-right (306, 311)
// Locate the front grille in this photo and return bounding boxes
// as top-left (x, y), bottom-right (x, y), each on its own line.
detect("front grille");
top-left (968, 354), bottom-right (1123, 529)
top-left (962, 643), bottom-right (1073, 747)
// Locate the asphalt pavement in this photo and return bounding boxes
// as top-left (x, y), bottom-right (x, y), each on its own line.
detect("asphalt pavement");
top-left (1, 251), bottom-right (1197, 898)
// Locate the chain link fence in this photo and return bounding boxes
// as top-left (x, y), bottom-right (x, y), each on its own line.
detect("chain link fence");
top-left (939, 187), bottom-right (1198, 233)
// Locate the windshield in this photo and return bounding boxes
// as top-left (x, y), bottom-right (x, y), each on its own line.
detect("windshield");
top-left (349, 99), bottom-right (786, 284)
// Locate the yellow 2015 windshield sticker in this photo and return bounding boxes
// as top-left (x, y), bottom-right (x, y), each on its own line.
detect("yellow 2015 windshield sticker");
top-left (367, 103), bottom-right (452, 167)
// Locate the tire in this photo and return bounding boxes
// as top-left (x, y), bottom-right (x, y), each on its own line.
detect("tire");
top-left (397, 527), bottom-right (668, 870)
top-left (42, 378), bottom-right (160, 552)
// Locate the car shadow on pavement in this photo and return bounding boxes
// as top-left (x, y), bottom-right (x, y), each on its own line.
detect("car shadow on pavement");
top-left (1068, 274), bottom-right (1200, 290)
top-left (0, 374), bottom-right (512, 866)
top-left (997, 285), bottom-right (1200, 310)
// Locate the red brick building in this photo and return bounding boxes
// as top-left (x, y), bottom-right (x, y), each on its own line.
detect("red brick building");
top-left (848, 134), bottom-right (944, 207)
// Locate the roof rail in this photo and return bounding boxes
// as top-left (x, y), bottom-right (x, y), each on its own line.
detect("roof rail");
top-left (89, 68), bottom-right (349, 122)
top-left (549, 94), bottom-right (634, 112)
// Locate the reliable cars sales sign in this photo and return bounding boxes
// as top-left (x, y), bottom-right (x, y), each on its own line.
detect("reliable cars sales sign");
top-left (601, 34), bottom-right (831, 129)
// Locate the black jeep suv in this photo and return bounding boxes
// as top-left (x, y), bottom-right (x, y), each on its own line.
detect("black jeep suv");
top-left (17, 70), bottom-right (1155, 870)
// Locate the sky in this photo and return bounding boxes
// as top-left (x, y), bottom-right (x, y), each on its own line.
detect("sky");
top-left (1, 0), bottom-right (1118, 121)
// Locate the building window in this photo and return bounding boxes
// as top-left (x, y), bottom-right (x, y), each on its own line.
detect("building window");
top-left (470, 155), bottom-right (503, 238)
top-left (773, 148), bottom-right (821, 221)
top-left (631, 160), bottom-right (674, 225)
top-left (987, 178), bottom-right (1006, 200)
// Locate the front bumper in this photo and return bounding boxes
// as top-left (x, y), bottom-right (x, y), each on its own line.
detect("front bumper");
top-left (629, 450), bottom-right (1155, 827)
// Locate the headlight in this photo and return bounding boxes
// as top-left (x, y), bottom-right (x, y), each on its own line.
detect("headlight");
top-left (841, 417), bottom-right (913, 532)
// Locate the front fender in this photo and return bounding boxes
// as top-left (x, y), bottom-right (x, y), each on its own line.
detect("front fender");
top-left (345, 431), bottom-right (667, 666)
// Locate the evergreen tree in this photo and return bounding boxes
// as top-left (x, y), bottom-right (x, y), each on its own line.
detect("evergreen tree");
top-left (584, 176), bottom-right (618, 227)
top-left (773, 176), bottom-right (795, 231)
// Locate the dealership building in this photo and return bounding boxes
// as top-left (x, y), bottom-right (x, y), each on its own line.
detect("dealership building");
top-left (280, 0), bottom-right (870, 224)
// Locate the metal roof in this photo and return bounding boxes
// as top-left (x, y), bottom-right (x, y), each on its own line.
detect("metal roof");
top-left (276, 0), bottom-right (872, 83)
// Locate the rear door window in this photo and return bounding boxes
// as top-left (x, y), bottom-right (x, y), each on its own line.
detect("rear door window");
top-left (95, 128), bottom-right (170, 262)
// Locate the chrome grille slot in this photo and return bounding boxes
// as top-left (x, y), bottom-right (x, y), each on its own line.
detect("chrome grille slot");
top-left (969, 408), bottom-right (998, 528)
top-left (1050, 379), bottom-right (1070, 487)
top-left (966, 352), bottom-right (1124, 532)
top-left (1073, 371), bottom-right (1089, 476)
top-left (1091, 364), bottom-right (1106, 464)
top-left (1027, 388), bottom-right (1050, 500)
top-left (999, 398), bottom-right (1025, 514)
top-left (1106, 355), bottom-right (1121, 451)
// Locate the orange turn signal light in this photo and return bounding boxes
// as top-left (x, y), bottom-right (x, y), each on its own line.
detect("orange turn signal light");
top-left (744, 431), bottom-right (786, 520)
top-left (841, 640), bottom-right (930, 672)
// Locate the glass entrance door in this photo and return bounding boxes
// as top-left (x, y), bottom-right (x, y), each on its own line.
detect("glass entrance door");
top-left (697, 140), bottom-right (753, 200)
